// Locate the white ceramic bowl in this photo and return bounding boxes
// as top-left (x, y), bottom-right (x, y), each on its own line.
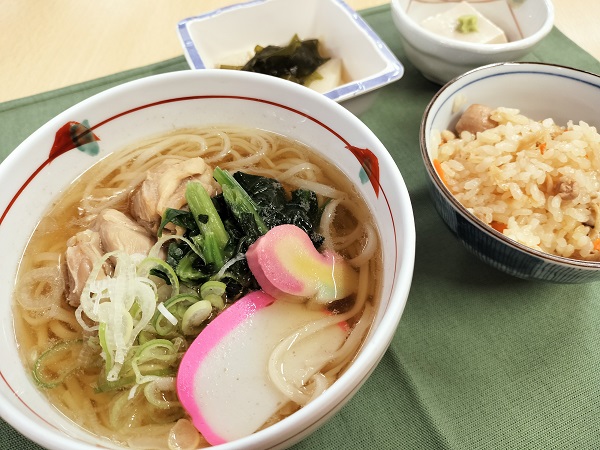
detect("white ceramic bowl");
top-left (421, 62), bottom-right (600, 283)
top-left (391, 0), bottom-right (554, 85)
top-left (177, 0), bottom-right (404, 116)
top-left (0, 70), bottom-right (415, 449)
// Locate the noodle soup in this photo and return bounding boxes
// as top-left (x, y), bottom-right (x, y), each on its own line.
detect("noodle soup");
top-left (14, 126), bottom-right (382, 448)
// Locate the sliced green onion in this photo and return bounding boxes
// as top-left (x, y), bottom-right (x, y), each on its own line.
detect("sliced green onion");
top-left (77, 251), bottom-right (159, 382)
top-left (95, 367), bottom-right (175, 393)
top-left (152, 293), bottom-right (200, 336)
top-left (136, 339), bottom-right (178, 364)
top-left (200, 280), bottom-right (226, 310)
top-left (108, 390), bottom-right (133, 429)
top-left (137, 257), bottom-right (180, 298)
top-left (168, 294), bottom-right (201, 319)
top-left (143, 376), bottom-right (179, 409)
top-left (98, 322), bottom-right (112, 374)
top-left (200, 280), bottom-right (226, 297)
top-left (32, 339), bottom-right (84, 389)
top-left (181, 300), bottom-right (213, 335)
top-left (137, 329), bottom-right (155, 345)
top-left (203, 293), bottom-right (224, 310)
top-left (131, 339), bottom-right (178, 385)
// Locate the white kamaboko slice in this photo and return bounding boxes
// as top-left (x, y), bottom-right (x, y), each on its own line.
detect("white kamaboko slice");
top-left (176, 291), bottom-right (349, 445)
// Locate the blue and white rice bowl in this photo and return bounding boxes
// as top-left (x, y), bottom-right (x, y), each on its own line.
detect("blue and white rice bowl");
top-left (421, 62), bottom-right (600, 283)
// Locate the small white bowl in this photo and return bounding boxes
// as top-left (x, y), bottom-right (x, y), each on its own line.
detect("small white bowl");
top-left (177, 0), bottom-right (404, 116)
top-left (391, 0), bottom-right (554, 85)
top-left (0, 70), bottom-right (415, 449)
top-left (421, 62), bottom-right (600, 283)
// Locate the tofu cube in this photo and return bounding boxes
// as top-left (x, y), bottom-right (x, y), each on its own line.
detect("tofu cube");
top-left (420, 1), bottom-right (508, 44)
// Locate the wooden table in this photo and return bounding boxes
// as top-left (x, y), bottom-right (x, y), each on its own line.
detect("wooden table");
top-left (0, 0), bottom-right (598, 103)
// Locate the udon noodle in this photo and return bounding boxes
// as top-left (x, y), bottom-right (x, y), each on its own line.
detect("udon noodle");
top-left (14, 126), bottom-right (381, 449)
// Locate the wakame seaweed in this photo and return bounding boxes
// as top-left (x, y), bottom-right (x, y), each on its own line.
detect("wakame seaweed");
top-left (233, 171), bottom-right (324, 248)
top-left (228, 35), bottom-right (329, 86)
top-left (159, 170), bottom-right (324, 299)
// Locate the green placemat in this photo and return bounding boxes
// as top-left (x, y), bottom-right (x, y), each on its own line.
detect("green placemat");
top-left (2, 5), bottom-right (600, 450)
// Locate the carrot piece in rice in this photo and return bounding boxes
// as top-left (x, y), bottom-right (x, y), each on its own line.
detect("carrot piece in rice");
top-left (538, 142), bottom-right (546, 154)
top-left (490, 221), bottom-right (507, 233)
top-left (433, 159), bottom-right (449, 188)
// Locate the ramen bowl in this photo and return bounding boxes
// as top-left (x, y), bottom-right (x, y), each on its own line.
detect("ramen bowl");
top-left (391, 0), bottom-right (554, 84)
top-left (0, 69), bottom-right (415, 449)
top-left (177, 0), bottom-right (404, 116)
top-left (421, 62), bottom-right (600, 283)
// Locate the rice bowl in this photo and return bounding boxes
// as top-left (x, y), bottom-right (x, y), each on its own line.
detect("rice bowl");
top-left (434, 106), bottom-right (600, 261)
top-left (421, 62), bottom-right (600, 283)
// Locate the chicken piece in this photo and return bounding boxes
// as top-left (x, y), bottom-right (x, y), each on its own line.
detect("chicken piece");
top-left (131, 158), bottom-right (218, 233)
top-left (65, 229), bottom-right (109, 307)
top-left (95, 209), bottom-right (155, 256)
top-left (556, 179), bottom-right (578, 201)
top-left (455, 104), bottom-right (498, 135)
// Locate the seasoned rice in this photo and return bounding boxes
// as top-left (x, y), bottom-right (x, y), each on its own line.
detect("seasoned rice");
top-left (433, 107), bottom-right (600, 260)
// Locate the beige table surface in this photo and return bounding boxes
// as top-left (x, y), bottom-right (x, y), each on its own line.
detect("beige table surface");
top-left (0, 0), bottom-right (598, 103)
